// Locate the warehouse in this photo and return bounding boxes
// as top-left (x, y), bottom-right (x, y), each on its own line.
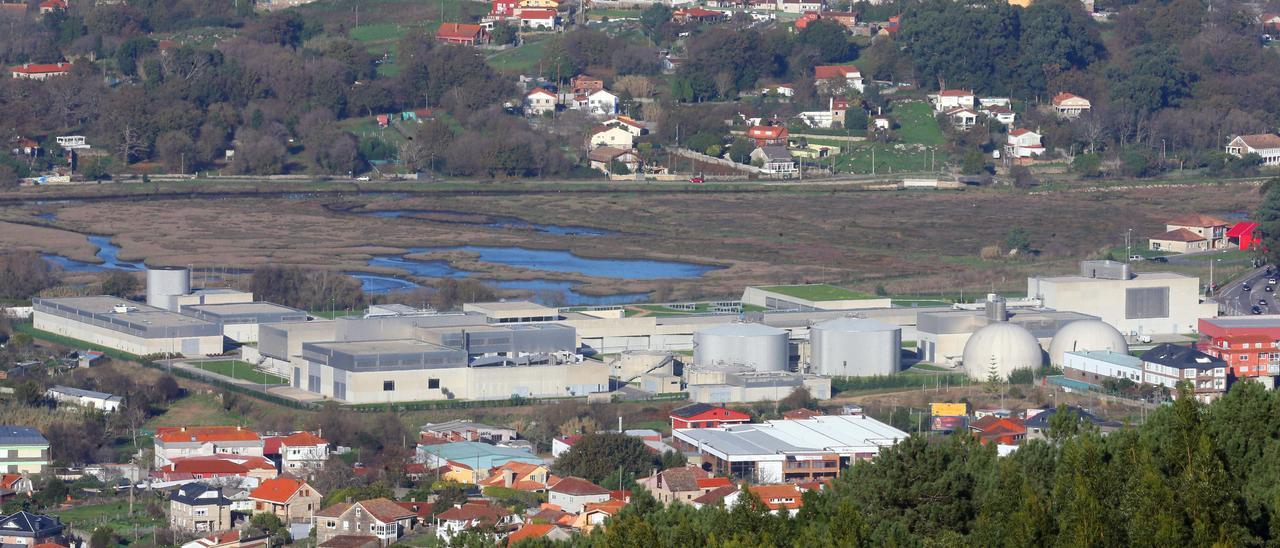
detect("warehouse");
top-left (673, 414), bottom-right (908, 483)
top-left (685, 369), bottom-right (832, 403)
top-left (1028, 260), bottom-right (1217, 336)
top-left (32, 296), bottom-right (223, 357)
top-left (183, 302), bottom-right (308, 343)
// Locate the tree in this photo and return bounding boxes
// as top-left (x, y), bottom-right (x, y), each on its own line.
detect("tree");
top-left (961, 149), bottom-right (986, 175)
top-left (248, 513), bottom-right (291, 546)
top-left (89, 527), bottom-right (115, 548)
top-left (778, 387), bottom-right (818, 413)
top-left (554, 433), bottom-right (653, 485)
top-left (1256, 178), bottom-right (1280, 265)
top-left (795, 20), bottom-right (854, 63)
top-left (1004, 227), bottom-right (1032, 255)
top-left (1071, 153), bottom-right (1101, 178)
top-left (490, 22), bottom-right (517, 46)
top-left (100, 271), bottom-right (140, 297)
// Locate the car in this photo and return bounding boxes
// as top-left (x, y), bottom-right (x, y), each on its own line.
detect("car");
top-left (689, 176), bottom-right (705, 183)
top-left (1243, 283), bottom-right (1251, 291)
top-left (1129, 255), bottom-right (1144, 261)
top-left (1260, 299), bottom-right (1269, 306)
top-left (1254, 306), bottom-right (1264, 315)
top-left (355, 176), bottom-right (371, 181)
top-left (1270, 278), bottom-right (1278, 285)
top-left (1151, 256), bottom-right (1168, 263)
top-left (1269, 285), bottom-right (1275, 293)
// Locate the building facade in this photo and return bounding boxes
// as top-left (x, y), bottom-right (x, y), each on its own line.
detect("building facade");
top-left (1199, 317), bottom-right (1280, 381)
top-left (0, 427), bottom-right (49, 475)
top-left (1029, 260), bottom-right (1217, 336)
top-left (170, 484), bottom-right (233, 534)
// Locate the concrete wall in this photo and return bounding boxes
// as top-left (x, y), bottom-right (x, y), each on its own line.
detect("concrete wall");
top-left (301, 362), bottom-right (610, 403)
top-left (1029, 275), bottom-right (1215, 335)
top-left (34, 312), bottom-right (223, 357)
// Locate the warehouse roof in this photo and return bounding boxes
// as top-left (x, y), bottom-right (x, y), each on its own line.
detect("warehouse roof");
top-left (47, 385), bottom-right (122, 402)
top-left (34, 296), bottom-right (218, 333)
top-left (183, 302), bottom-right (308, 324)
top-left (1065, 350), bottom-right (1142, 368)
top-left (418, 441), bottom-right (543, 470)
top-left (307, 339), bottom-right (452, 355)
top-left (0, 427), bottom-right (47, 446)
top-left (1200, 316), bottom-right (1280, 328)
top-left (673, 415), bottom-right (907, 460)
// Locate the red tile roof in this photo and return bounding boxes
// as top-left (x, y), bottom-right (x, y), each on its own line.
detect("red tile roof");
top-left (519, 9), bottom-right (556, 18)
top-left (1166, 213), bottom-right (1229, 228)
top-left (1236, 134), bottom-right (1280, 150)
top-left (0, 474), bottom-right (24, 490)
top-left (550, 477), bottom-right (610, 496)
top-left (155, 426), bottom-right (260, 444)
top-left (250, 478), bottom-right (306, 505)
top-left (675, 7), bottom-right (721, 17)
top-left (161, 455), bottom-right (275, 475)
top-left (697, 477), bottom-right (732, 489)
top-left (262, 437), bottom-right (283, 456)
top-left (10, 62), bottom-right (72, 75)
top-left (360, 498), bottom-right (417, 523)
top-left (281, 431), bottom-right (327, 447)
top-left (692, 485), bottom-right (737, 505)
top-left (1051, 92), bottom-right (1087, 105)
top-left (38, 0), bottom-right (65, 9)
top-left (507, 523), bottom-right (557, 544)
top-left (436, 23), bottom-right (484, 41)
top-left (395, 501), bottom-right (434, 519)
top-left (938, 89), bottom-right (973, 97)
top-left (313, 502), bottom-right (353, 519)
top-left (1009, 128), bottom-right (1033, 137)
top-left (813, 65), bottom-right (860, 80)
top-left (1152, 228), bottom-right (1207, 243)
top-left (745, 126), bottom-right (788, 141)
top-left (750, 484), bottom-right (804, 511)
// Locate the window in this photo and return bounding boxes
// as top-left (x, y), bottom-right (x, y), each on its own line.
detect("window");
top-left (1242, 355), bottom-right (1250, 361)
top-left (429, 378), bottom-right (440, 389)
top-left (194, 508), bottom-right (207, 516)
top-left (383, 381), bottom-right (395, 391)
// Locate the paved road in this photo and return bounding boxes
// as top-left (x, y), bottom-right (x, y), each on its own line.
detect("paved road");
top-left (1216, 266), bottom-right (1278, 316)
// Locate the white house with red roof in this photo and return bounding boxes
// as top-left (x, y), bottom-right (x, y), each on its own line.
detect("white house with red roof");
top-left (605, 116), bottom-right (648, 137)
top-left (813, 65), bottom-right (864, 93)
top-left (154, 426), bottom-right (264, 467)
top-left (1005, 128), bottom-right (1044, 158)
top-left (589, 125), bottom-right (634, 150)
top-left (37, 0), bottom-right (65, 14)
top-left (278, 431), bottom-right (329, 471)
top-left (724, 484), bottom-right (806, 516)
top-left (1226, 134), bottom-right (1280, 166)
top-left (551, 435), bottom-right (581, 458)
top-left (154, 455), bottom-right (277, 484)
top-left (524, 87), bottom-right (557, 117)
top-left (517, 8), bottom-right (558, 29)
top-left (669, 403), bottom-right (752, 429)
top-left (10, 62), bottom-right (72, 80)
top-left (548, 477), bottom-right (611, 513)
top-left (945, 107), bottom-right (978, 129)
top-left (932, 89), bottom-right (975, 112)
top-left (1152, 214), bottom-right (1230, 251)
top-left (433, 501), bottom-right (518, 543)
top-left (1051, 92), bottom-right (1091, 119)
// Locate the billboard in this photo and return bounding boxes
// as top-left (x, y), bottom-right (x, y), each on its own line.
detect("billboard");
top-left (931, 402), bottom-right (969, 417)
top-left (931, 416), bottom-right (967, 432)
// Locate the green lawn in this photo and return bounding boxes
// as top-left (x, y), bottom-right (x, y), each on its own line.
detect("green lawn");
top-left (487, 37), bottom-right (551, 73)
top-left (193, 360), bottom-right (286, 384)
top-left (756, 284), bottom-right (875, 301)
top-left (55, 499), bottom-right (166, 532)
top-left (350, 23), bottom-right (408, 42)
top-left (893, 101), bottom-right (946, 146)
top-left (833, 142), bottom-right (948, 175)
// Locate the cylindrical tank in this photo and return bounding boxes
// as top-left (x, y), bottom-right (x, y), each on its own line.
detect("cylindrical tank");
top-left (811, 317), bottom-right (901, 377)
top-left (985, 294), bottom-right (1007, 322)
top-left (693, 322), bottom-right (789, 372)
top-left (146, 267), bottom-right (190, 311)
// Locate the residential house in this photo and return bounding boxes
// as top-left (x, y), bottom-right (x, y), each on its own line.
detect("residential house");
top-left (587, 147), bottom-right (641, 175)
top-left (725, 485), bottom-right (804, 516)
top-left (1140, 343), bottom-right (1231, 403)
top-left (506, 524), bottom-right (571, 544)
top-left (416, 442), bottom-right (542, 483)
top-left (872, 116), bottom-right (891, 130)
top-left (436, 23), bottom-right (490, 46)
top-left (10, 63), bottom-right (72, 80)
top-left (154, 426), bottom-right (264, 468)
top-left (669, 403), bottom-right (752, 429)
top-left (672, 7), bottom-right (725, 23)
top-left (0, 475), bottom-right (33, 496)
top-left (524, 88), bottom-right (558, 117)
top-left (548, 477), bottom-right (611, 513)
top-left (1024, 405), bottom-right (1121, 440)
top-left (1161, 214), bottom-right (1230, 250)
top-left (968, 416), bottom-right (1026, 445)
top-left (813, 65), bottom-right (864, 94)
top-left (0, 512), bottom-right (66, 547)
top-left (278, 431), bottom-right (329, 471)
top-left (932, 89), bottom-right (975, 112)
top-left (797, 110), bottom-right (835, 129)
top-left (313, 498), bottom-right (417, 547)
top-left (10, 137), bottom-right (40, 157)
top-left (0, 427), bottom-right (48, 474)
top-left (1225, 134), bottom-right (1280, 166)
top-left (761, 84), bottom-right (795, 97)
top-left (37, 0), bottom-right (64, 14)
top-left (550, 435), bottom-right (581, 458)
top-left (690, 485), bottom-right (738, 509)
top-left (820, 11), bottom-right (857, 30)
top-left (181, 530), bottom-right (270, 548)
top-left (170, 484), bottom-right (233, 534)
top-left (570, 75), bottom-right (604, 95)
top-left (153, 455), bottom-right (277, 483)
top-left (1148, 228), bottom-right (1208, 253)
top-left (745, 125), bottom-right (788, 146)
top-left (434, 501), bottom-right (517, 543)
top-left (249, 478), bottom-right (322, 524)
top-left (635, 465), bottom-right (733, 505)
top-left (476, 461), bottom-right (558, 492)
top-left (517, 9), bottom-right (558, 29)
top-left (605, 116), bottom-right (648, 137)
top-left (1005, 129), bottom-right (1044, 158)
top-left (982, 104), bottom-right (1015, 125)
top-left (44, 385), bottom-right (122, 412)
top-left (490, 0), bottom-right (519, 16)
top-left (946, 107), bottom-right (978, 129)
top-left (778, 0), bottom-right (822, 13)
top-left (570, 499), bottom-right (626, 533)
top-left (1051, 92), bottom-right (1091, 119)
top-left (584, 89), bottom-right (617, 116)
top-left (750, 146), bottom-right (797, 175)
top-left (1264, 13), bottom-right (1280, 32)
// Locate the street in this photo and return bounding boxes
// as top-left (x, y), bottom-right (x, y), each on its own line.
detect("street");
top-left (1216, 266), bottom-right (1278, 316)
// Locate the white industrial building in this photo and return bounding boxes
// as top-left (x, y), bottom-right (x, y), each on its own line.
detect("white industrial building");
top-left (1029, 260), bottom-right (1217, 336)
top-left (33, 296), bottom-right (224, 357)
top-left (45, 385), bottom-right (123, 412)
top-left (809, 316), bottom-right (901, 376)
top-left (916, 295), bottom-right (1095, 367)
top-left (694, 322), bottom-right (790, 371)
top-left (1047, 320), bottom-right (1129, 366)
top-left (683, 365), bottom-right (832, 403)
top-left (183, 302), bottom-right (307, 343)
top-left (1062, 350), bottom-right (1144, 384)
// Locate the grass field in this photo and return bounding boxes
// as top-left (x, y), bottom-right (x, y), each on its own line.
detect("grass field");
top-left (193, 360), bottom-right (287, 384)
top-left (350, 23), bottom-right (408, 42)
top-left (55, 499), bottom-right (167, 532)
top-left (757, 284), bottom-right (875, 301)
top-left (893, 101), bottom-right (946, 146)
top-left (487, 37), bottom-right (551, 73)
top-left (145, 392), bottom-right (247, 429)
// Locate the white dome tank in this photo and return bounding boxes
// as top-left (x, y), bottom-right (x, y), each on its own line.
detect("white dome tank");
top-left (811, 317), bottom-right (901, 376)
top-left (1049, 320), bottom-right (1128, 365)
top-left (962, 322), bottom-right (1043, 380)
top-left (694, 322), bottom-right (789, 372)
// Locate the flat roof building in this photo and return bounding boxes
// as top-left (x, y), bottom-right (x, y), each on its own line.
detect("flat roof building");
top-left (1029, 261), bottom-right (1217, 336)
top-left (741, 284), bottom-right (892, 311)
top-left (463, 301), bottom-right (561, 323)
top-left (184, 302), bottom-right (308, 343)
top-left (33, 296), bottom-right (223, 357)
top-left (917, 306), bottom-right (1095, 366)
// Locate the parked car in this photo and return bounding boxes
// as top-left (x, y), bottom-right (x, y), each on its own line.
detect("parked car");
top-left (1151, 256), bottom-right (1168, 263)
top-left (689, 176), bottom-right (705, 183)
top-left (1128, 255), bottom-right (1144, 261)
top-left (1254, 306), bottom-right (1263, 315)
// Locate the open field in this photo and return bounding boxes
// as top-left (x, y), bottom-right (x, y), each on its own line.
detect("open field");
top-left (55, 499), bottom-right (167, 533)
top-left (487, 37), bottom-right (551, 73)
top-left (193, 360), bottom-right (288, 384)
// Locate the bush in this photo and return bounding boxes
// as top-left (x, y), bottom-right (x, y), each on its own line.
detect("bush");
top-left (1071, 153), bottom-right (1101, 178)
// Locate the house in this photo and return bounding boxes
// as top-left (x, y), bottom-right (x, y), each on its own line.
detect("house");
top-left (153, 455), bottom-right (277, 483)
top-left (946, 107), bottom-right (978, 129)
top-left (982, 104), bottom-right (1016, 125)
top-left (1264, 13), bottom-right (1280, 32)
top-left (154, 426), bottom-right (264, 467)
top-left (1051, 92), bottom-right (1091, 119)
top-left (750, 146), bottom-right (798, 175)
top-left (669, 403), bottom-right (752, 429)
top-left (436, 23), bottom-right (490, 46)
top-left (605, 116), bottom-right (648, 137)
top-left (170, 484), bottom-right (233, 534)
top-left (813, 65), bottom-right (864, 94)
top-left (778, 0), bottom-right (822, 14)
top-left (477, 461), bottom-right (558, 492)
top-left (1225, 134), bottom-right (1280, 166)
top-left (517, 9), bottom-right (558, 29)
top-left (725, 484), bottom-right (804, 516)
top-left (278, 431), bottom-right (329, 471)
top-left (745, 125), bottom-right (788, 146)
top-left (10, 63), bottom-right (72, 80)
top-left (551, 435), bottom-right (581, 458)
top-left (761, 84), bottom-right (795, 97)
top-left (1024, 405), bottom-right (1121, 440)
top-left (635, 465), bottom-right (733, 505)
top-left (968, 416), bottom-right (1026, 445)
top-left (820, 11), bottom-right (857, 30)
top-left (249, 478), bottom-right (322, 524)
top-left (569, 499), bottom-right (626, 532)
top-left (0, 512), bottom-right (66, 547)
top-left (181, 530), bottom-right (270, 548)
top-left (672, 7), bottom-right (725, 24)
top-left (44, 386), bottom-right (122, 413)
top-left (587, 147), bottom-right (641, 175)
top-left (548, 477), bottom-right (611, 513)
top-left (1140, 343), bottom-right (1231, 403)
top-left (0, 427), bottom-right (48, 474)
top-left (1005, 129), bottom-right (1044, 158)
top-left (434, 501), bottom-right (517, 543)
top-left (585, 89), bottom-right (618, 116)
top-left (872, 116), bottom-right (891, 130)
top-left (37, 0), bottom-right (64, 14)
top-left (506, 524), bottom-right (571, 544)
top-left (490, 0), bottom-right (519, 16)
top-left (691, 485), bottom-right (738, 509)
top-left (1148, 229), bottom-right (1209, 254)
top-left (524, 88), bottom-right (557, 117)
top-left (1199, 317), bottom-right (1280, 380)
top-left (570, 75), bottom-right (604, 95)
top-left (416, 442), bottom-right (542, 483)
top-left (1158, 214), bottom-right (1230, 250)
top-left (0, 475), bottom-right (33, 496)
top-left (313, 498), bottom-right (416, 547)
top-left (932, 89), bottom-right (975, 112)
top-left (10, 137), bottom-right (40, 157)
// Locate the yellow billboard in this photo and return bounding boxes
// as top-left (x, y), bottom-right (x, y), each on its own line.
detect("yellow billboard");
top-left (931, 402), bottom-right (969, 417)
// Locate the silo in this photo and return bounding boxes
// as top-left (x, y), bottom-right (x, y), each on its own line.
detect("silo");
top-left (146, 267), bottom-right (190, 311)
top-left (811, 317), bottom-right (901, 376)
top-left (693, 322), bottom-right (789, 372)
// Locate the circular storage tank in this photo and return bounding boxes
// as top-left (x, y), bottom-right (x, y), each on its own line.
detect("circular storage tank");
top-left (1048, 320), bottom-right (1128, 366)
top-left (694, 322), bottom-right (789, 372)
top-left (962, 322), bottom-right (1043, 381)
top-left (146, 267), bottom-right (190, 311)
top-left (811, 317), bottom-right (901, 377)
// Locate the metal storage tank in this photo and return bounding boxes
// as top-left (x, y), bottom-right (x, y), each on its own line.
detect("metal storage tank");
top-left (146, 267), bottom-right (190, 312)
top-left (1048, 320), bottom-right (1129, 365)
top-left (693, 322), bottom-right (789, 372)
top-left (962, 322), bottom-right (1043, 380)
top-left (811, 317), bottom-right (901, 377)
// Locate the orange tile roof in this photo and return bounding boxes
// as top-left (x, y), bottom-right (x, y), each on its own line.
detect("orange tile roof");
top-left (437, 23), bottom-right (484, 41)
top-left (250, 478), bottom-right (306, 504)
top-left (156, 426), bottom-right (261, 443)
top-left (582, 499), bottom-right (626, 516)
top-left (550, 477), bottom-right (610, 496)
top-left (359, 498), bottom-right (416, 523)
top-left (1051, 92), bottom-right (1088, 105)
top-left (10, 62), bottom-right (72, 75)
top-left (1166, 213), bottom-right (1229, 228)
top-left (813, 65), bottom-right (859, 80)
top-left (281, 431), bottom-right (326, 446)
top-left (696, 477), bottom-right (732, 489)
top-left (1152, 228), bottom-right (1207, 243)
top-left (507, 523), bottom-right (556, 544)
top-left (0, 474), bottom-right (24, 490)
top-left (162, 455), bottom-right (274, 474)
top-left (749, 484), bottom-right (804, 511)
top-left (1237, 134), bottom-right (1280, 150)
top-left (938, 89), bottom-right (973, 97)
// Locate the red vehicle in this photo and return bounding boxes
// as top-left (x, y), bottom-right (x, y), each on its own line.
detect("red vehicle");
top-left (689, 176), bottom-right (705, 183)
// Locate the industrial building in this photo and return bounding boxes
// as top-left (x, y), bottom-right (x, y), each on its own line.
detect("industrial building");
top-left (962, 321), bottom-right (1044, 380)
top-left (684, 365), bottom-right (832, 403)
top-left (183, 302), bottom-right (307, 343)
top-left (33, 296), bottom-right (224, 357)
top-left (1028, 260), bottom-right (1217, 336)
top-left (809, 317), bottom-right (901, 376)
top-left (916, 295), bottom-right (1095, 367)
top-left (672, 414), bottom-right (909, 483)
top-left (740, 284), bottom-right (892, 311)
top-left (1047, 320), bottom-right (1129, 366)
top-left (1198, 316), bottom-right (1280, 383)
